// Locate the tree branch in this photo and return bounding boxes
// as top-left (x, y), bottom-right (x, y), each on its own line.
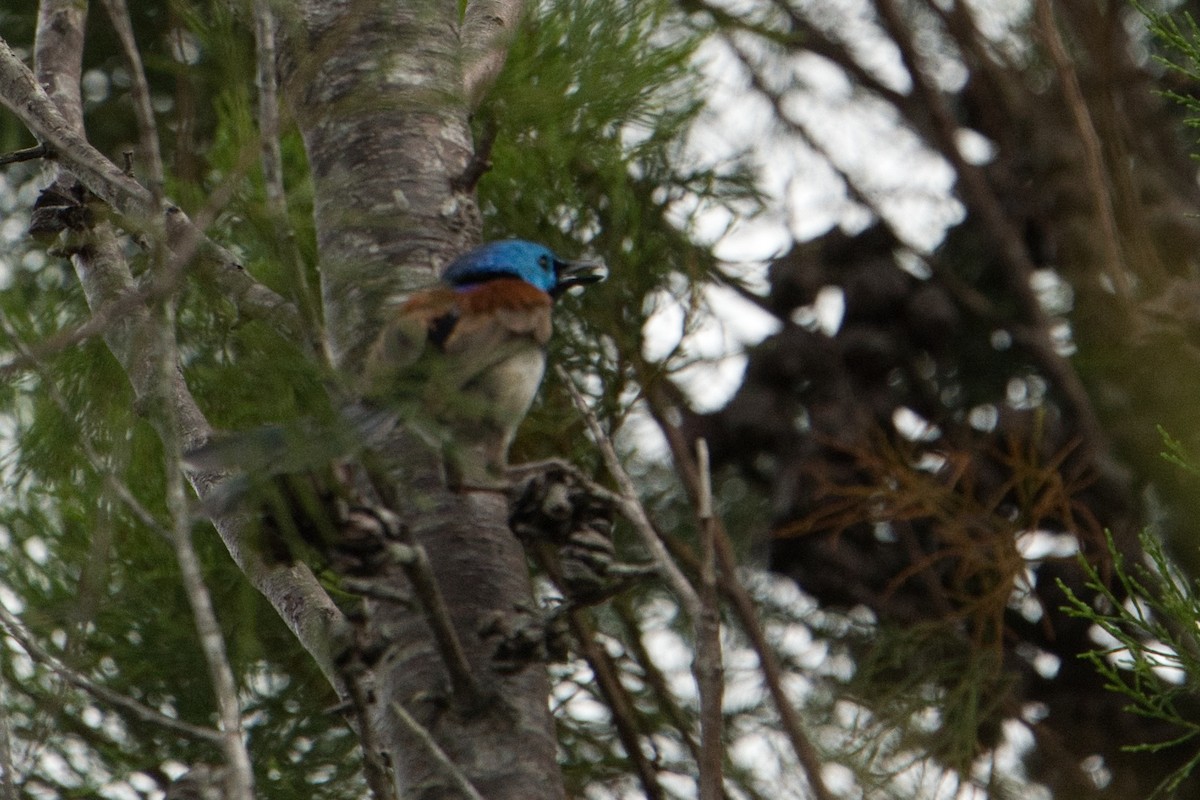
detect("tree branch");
top-left (157, 304), bottom-right (257, 800)
top-left (0, 143), bottom-right (51, 165)
top-left (558, 371), bottom-right (734, 799)
top-left (389, 702), bottom-right (487, 800)
top-left (386, 534), bottom-right (484, 707)
top-left (98, 0), bottom-right (165, 197)
top-left (643, 383), bottom-right (836, 800)
top-left (871, 0), bottom-right (1110, 457)
top-left (612, 598), bottom-right (702, 760)
top-left (0, 604), bottom-right (223, 744)
top-left (9, 11), bottom-right (345, 702)
top-left (0, 35), bottom-right (306, 345)
top-left (694, 439), bottom-right (725, 800)
top-left (252, 0), bottom-right (323, 337)
top-left (563, 610), bottom-right (666, 800)
top-left (30, 7), bottom-right (253, 794)
top-left (462, 0), bottom-right (525, 110)
top-left (556, 366), bottom-right (704, 621)
top-left (1034, 0), bottom-right (1129, 298)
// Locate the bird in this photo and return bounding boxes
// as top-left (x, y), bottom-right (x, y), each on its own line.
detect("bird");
top-left (185, 239), bottom-right (606, 562)
top-left (362, 239), bottom-right (607, 487)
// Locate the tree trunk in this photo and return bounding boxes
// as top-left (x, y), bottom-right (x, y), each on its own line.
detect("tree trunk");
top-left (279, 2), bottom-right (563, 798)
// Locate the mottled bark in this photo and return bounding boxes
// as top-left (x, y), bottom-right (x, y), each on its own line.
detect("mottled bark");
top-left (279, 0), bottom-right (481, 370)
top-left (279, 2), bottom-right (561, 798)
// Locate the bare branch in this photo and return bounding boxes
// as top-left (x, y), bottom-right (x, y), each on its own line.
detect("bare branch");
top-left (871, 0), bottom-right (1110, 458)
top-left (694, 439), bottom-right (724, 800)
top-left (462, 0), bottom-right (525, 110)
top-left (563, 610), bottom-right (667, 800)
top-left (643, 387), bottom-right (836, 800)
top-left (252, 0), bottom-right (323, 335)
top-left (713, 535), bottom-right (835, 800)
top-left (98, 0), bottom-right (165, 196)
top-left (1034, 0), bottom-right (1129, 298)
top-left (2, 35), bottom-right (148, 208)
top-left (16, 6), bottom-right (345, 706)
top-left (612, 598), bottom-right (702, 759)
top-left (558, 372), bottom-right (733, 799)
top-left (0, 604), bottom-right (223, 744)
top-left (338, 653), bottom-right (397, 800)
top-left (0, 143), bottom-right (51, 165)
top-left (0, 35), bottom-right (306, 344)
top-left (389, 702), bottom-right (488, 800)
top-left (29, 5), bottom-right (254, 793)
top-left (33, 0), bottom-right (86, 132)
top-left (386, 535), bottom-right (484, 706)
top-left (158, 303), bottom-right (258, 800)
top-left (556, 366), bottom-right (703, 621)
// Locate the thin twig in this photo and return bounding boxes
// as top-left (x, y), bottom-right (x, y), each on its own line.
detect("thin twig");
top-left (252, 0), bottom-right (323, 337)
top-left (558, 369), bottom-right (733, 797)
top-left (556, 365), bottom-right (703, 621)
top-left (387, 538), bottom-right (484, 707)
top-left (340, 657), bottom-right (397, 800)
top-left (524, 544), bottom-right (666, 799)
top-left (1034, 0), bottom-right (1129, 298)
top-left (612, 597), bottom-right (702, 761)
top-left (0, 604), bottom-right (223, 744)
top-left (723, 35), bottom-right (886, 225)
top-left (0, 682), bottom-right (19, 800)
top-left (565, 608), bottom-right (666, 799)
top-left (389, 702), bottom-right (487, 800)
top-left (644, 386), bottom-right (836, 800)
top-left (694, 439), bottom-right (725, 800)
top-left (157, 295), bottom-right (257, 800)
top-left (713, 535), bottom-right (834, 800)
top-left (0, 143), bottom-right (51, 165)
top-left (98, 0), bottom-right (165, 198)
top-left (451, 115), bottom-right (498, 193)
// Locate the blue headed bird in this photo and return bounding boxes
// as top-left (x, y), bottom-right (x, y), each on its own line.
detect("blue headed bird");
top-left (363, 239), bottom-right (607, 487)
top-left (190, 239), bottom-right (609, 551)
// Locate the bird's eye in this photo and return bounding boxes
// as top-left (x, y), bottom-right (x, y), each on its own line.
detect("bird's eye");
top-left (538, 255), bottom-right (551, 269)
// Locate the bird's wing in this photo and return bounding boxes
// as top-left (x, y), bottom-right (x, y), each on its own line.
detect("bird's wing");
top-left (362, 287), bottom-right (455, 398)
top-left (437, 280), bottom-right (552, 388)
top-left (364, 280), bottom-right (552, 402)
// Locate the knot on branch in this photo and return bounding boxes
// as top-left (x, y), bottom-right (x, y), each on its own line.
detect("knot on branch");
top-left (509, 462), bottom-right (616, 599)
top-left (29, 179), bottom-right (93, 245)
top-left (479, 602), bottom-right (571, 673)
top-left (335, 502), bottom-right (408, 575)
top-left (189, 434), bottom-right (410, 577)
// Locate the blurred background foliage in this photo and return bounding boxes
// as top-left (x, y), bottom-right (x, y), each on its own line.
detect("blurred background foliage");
top-left (7, 0), bottom-right (1200, 798)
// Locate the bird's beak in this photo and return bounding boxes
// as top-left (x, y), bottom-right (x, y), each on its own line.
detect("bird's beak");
top-left (554, 258), bottom-right (608, 295)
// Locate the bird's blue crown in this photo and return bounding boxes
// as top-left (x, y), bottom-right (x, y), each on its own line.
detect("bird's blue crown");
top-left (442, 239), bottom-right (606, 295)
